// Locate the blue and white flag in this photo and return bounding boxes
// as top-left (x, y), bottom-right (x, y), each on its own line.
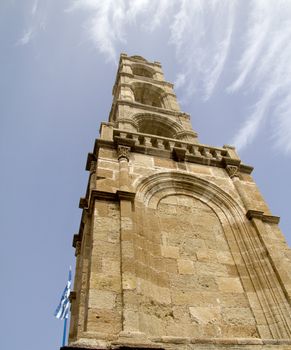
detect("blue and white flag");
top-left (54, 267), bottom-right (72, 320)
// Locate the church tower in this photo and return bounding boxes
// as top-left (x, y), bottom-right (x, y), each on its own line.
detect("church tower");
top-left (66, 54), bottom-right (291, 350)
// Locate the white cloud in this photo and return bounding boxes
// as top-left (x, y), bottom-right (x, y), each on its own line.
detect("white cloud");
top-left (230, 0), bottom-right (291, 153)
top-left (70, 0), bottom-right (235, 97)
top-left (174, 73), bottom-right (186, 89)
top-left (32, 0), bottom-right (39, 16)
top-left (170, 0), bottom-right (236, 100)
top-left (69, 0), bottom-right (172, 63)
top-left (231, 87), bottom-right (276, 150)
top-left (17, 28), bottom-right (34, 46)
top-left (69, 0), bottom-right (291, 155)
top-left (17, 0), bottom-right (46, 46)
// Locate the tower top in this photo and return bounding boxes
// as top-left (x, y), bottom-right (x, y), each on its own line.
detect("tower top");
top-left (109, 53), bottom-right (198, 142)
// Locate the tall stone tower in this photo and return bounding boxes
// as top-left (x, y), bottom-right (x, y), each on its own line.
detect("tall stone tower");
top-left (66, 54), bottom-right (291, 350)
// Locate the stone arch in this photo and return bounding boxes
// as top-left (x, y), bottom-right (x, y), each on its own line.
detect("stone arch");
top-left (133, 113), bottom-right (183, 138)
top-left (131, 63), bottom-right (155, 79)
top-left (131, 82), bottom-right (168, 108)
top-left (135, 171), bottom-right (243, 213)
top-left (133, 171), bottom-right (291, 339)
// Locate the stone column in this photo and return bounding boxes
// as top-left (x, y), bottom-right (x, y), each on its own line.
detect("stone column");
top-left (118, 146), bottom-right (131, 191)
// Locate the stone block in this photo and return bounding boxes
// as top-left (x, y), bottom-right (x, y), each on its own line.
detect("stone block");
top-left (172, 291), bottom-right (218, 307)
top-left (222, 307), bottom-right (256, 325)
top-left (132, 153), bottom-right (154, 167)
top-left (189, 306), bottom-right (221, 324)
top-left (97, 168), bottom-right (114, 179)
top-left (216, 251), bottom-right (234, 264)
top-left (121, 217), bottom-right (133, 230)
top-left (196, 249), bottom-right (217, 263)
top-left (154, 157), bottom-right (177, 169)
top-left (187, 163), bottom-right (211, 174)
top-left (217, 277), bottom-right (244, 293)
top-left (161, 246), bottom-right (180, 259)
top-left (177, 259), bottom-right (195, 274)
top-left (90, 275), bottom-right (121, 292)
top-left (88, 290), bottom-right (116, 309)
top-left (102, 258), bottom-right (120, 275)
top-left (123, 273), bottom-right (137, 290)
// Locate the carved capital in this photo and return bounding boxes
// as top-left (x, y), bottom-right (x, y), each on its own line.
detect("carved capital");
top-left (117, 145), bottom-right (130, 161)
top-left (226, 165), bottom-right (239, 178)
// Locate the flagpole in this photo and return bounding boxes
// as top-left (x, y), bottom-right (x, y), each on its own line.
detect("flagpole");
top-left (62, 317), bottom-right (67, 347)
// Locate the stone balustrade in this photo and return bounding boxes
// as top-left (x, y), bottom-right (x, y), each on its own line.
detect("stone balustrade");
top-left (113, 129), bottom-right (230, 161)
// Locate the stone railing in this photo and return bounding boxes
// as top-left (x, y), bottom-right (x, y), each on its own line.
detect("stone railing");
top-left (113, 129), bottom-right (230, 161)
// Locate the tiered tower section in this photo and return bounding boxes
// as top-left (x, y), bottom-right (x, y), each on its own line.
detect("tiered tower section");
top-left (67, 54), bottom-right (291, 350)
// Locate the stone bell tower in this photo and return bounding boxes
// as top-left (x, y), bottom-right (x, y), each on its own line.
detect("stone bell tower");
top-left (66, 54), bottom-right (291, 350)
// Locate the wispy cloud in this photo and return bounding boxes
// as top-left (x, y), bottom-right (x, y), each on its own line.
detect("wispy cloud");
top-left (229, 0), bottom-right (291, 153)
top-left (17, 28), bottom-right (34, 46)
top-left (69, 0), bottom-right (173, 63)
top-left (31, 0), bottom-right (39, 16)
top-left (231, 87), bottom-right (276, 150)
top-left (17, 0), bottom-right (46, 46)
top-left (69, 0), bottom-right (291, 155)
top-left (170, 0), bottom-right (236, 101)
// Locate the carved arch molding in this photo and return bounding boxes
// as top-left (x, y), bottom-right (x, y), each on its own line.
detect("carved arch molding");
top-left (133, 172), bottom-right (291, 339)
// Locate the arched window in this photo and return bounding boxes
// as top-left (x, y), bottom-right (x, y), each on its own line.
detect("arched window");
top-left (132, 83), bottom-right (164, 108)
top-left (132, 65), bottom-right (154, 79)
top-left (138, 119), bottom-right (176, 138)
top-left (134, 114), bottom-right (182, 139)
top-left (131, 64), bottom-right (155, 79)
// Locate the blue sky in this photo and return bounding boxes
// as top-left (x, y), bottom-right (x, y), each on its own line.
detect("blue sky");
top-left (1, 1), bottom-right (291, 349)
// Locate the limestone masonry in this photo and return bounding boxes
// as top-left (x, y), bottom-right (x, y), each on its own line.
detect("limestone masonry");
top-left (64, 54), bottom-right (291, 350)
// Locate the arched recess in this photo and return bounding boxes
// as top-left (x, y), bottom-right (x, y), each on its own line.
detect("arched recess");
top-left (131, 172), bottom-right (291, 339)
top-left (131, 63), bottom-right (155, 79)
top-left (133, 113), bottom-right (183, 138)
top-left (131, 82), bottom-right (168, 109)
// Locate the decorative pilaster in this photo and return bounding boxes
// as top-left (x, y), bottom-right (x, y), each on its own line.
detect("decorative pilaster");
top-left (116, 145), bottom-right (142, 339)
top-left (117, 145), bottom-right (131, 191)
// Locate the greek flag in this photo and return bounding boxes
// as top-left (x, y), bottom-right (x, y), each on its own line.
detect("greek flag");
top-left (54, 267), bottom-right (72, 320)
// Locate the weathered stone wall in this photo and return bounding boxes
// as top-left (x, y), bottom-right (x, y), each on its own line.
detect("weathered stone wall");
top-left (69, 146), bottom-right (291, 345)
top-left (135, 194), bottom-right (257, 339)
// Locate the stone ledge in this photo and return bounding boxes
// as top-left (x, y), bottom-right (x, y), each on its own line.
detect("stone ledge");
top-left (72, 233), bottom-right (80, 248)
top-left (80, 189), bottom-right (136, 214)
top-left (92, 137), bottom-right (253, 174)
top-left (246, 210), bottom-right (280, 224)
top-left (116, 190), bottom-right (136, 202)
top-left (86, 153), bottom-right (97, 171)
